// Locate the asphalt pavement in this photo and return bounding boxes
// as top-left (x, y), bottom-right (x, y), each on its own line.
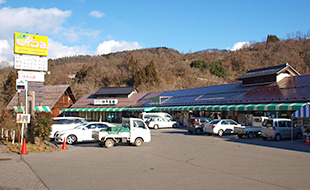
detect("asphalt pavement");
top-left (1, 129), bottom-right (310, 190)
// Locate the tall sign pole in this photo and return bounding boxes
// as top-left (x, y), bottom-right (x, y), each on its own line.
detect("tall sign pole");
top-left (14, 32), bottom-right (49, 143)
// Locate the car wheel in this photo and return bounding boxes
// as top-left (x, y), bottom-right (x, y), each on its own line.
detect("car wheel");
top-left (154, 124), bottom-right (159, 129)
top-left (172, 124), bottom-right (177, 128)
top-left (296, 132), bottom-right (302, 139)
top-left (237, 134), bottom-right (243, 138)
top-left (274, 134), bottom-right (281, 141)
top-left (248, 132), bottom-right (254, 139)
top-left (262, 137), bottom-right (267, 140)
top-left (105, 139), bottom-right (114, 148)
top-left (218, 129), bottom-right (224, 137)
top-left (188, 130), bottom-right (193, 134)
top-left (66, 135), bottom-right (77, 145)
top-left (195, 128), bottom-right (203, 135)
top-left (54, 131), bottom-right (59, 139)
top-left (134, 138), bottom-right (143, 147)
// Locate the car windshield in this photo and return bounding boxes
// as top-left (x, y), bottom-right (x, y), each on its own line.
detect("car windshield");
top-left (74, 123), bottom-right (88, 129)
top-left (209, 120), bottom-right (220, 124)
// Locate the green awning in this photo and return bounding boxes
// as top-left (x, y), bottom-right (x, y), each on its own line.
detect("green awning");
top-left (123, 107), bottom-right (156, 112)
top-left (152, 103), bottom-right (305, 112)
top-left (14, 106), bottom-right (51, 113)
top-left (62, 107), bottom-right (156, 112)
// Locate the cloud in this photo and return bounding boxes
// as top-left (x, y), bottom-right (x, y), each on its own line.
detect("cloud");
top-left (48, 39), bottom-right (91, 59)
top-left (96, 40), bottom-right (142, 55)
top-left (0, 7), bottom-right (71, 37)
top-left (0, 7), bottom-right (101, 63)
top-left (0, 0), bottom-right (5, 4)
top-left (89, 10), bottom-right (105, 18)
top-left (0, 39), bottom-right (12, 65)
top-left (229, 41), bottom-right (251, 51)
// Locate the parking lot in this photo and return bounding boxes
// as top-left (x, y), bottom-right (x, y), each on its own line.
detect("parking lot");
top-left (1, 128), bottom-right (310, 190)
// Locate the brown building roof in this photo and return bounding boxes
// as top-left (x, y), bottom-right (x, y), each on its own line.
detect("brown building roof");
top-left (5, 84), bottom-right (74, 110)
top-left (71, 92), bottom-right (148, 108)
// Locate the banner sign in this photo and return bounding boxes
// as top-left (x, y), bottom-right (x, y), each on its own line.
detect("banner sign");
top-left (94, 99), bottom-right (118, 105)
top-left (14, 32), bottom-right (48, 56)
top-left (18, 71), bottom-right (45, 82)
top-left (14, 54), bottom-right (48, 71)
top-left (16, 114), bottom-right (31, 124)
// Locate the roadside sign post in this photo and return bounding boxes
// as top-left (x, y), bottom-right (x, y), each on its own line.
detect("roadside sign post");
top-left (16, 113), bottom-right (30, 145)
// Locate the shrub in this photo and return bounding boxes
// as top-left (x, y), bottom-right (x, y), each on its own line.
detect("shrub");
top-left (28, 112), bottom-right (53, 142)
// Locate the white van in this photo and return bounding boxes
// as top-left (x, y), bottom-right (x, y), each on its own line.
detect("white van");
top-left (141, 112), bottom-right (172, 121)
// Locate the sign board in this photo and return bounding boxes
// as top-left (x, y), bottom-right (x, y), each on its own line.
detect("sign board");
top-left (14, 54), bottom-right (48, 71)
top-left (14, 32), bottom-right (48, 56)
top-left (16, 79), bottom-right (27, 90)
top-left (18, 71), bottom-right (45, 82)
top-left (16, 114), bottom-right (31, 124)
top-left (94, 99), bottom-right (118, 106)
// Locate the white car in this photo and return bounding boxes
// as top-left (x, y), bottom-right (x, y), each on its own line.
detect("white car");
top-left (50, 117), bottom-right (87, 139)
top-left (145, 117), bottom-right (178, 129)
top-left (203, 119), bottom-right (241, 136)
top-left (55, 122), bottom-right (115, 144)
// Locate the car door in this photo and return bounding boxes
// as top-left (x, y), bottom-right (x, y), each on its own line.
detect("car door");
top-left (162, 118), bottom-right (170, 128)
top-left (277, 120), bottom-right (289, 138)
top-left (81, 123), bottom-right (96, 141)
top-left (157, 118), bottom-right (164, 128)
top-left (220, 120), bottom-right (229, 132)
top-left (130, 120), bottom-right (150, 143)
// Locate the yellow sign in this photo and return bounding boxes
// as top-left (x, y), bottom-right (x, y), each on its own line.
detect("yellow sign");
top-left (16, 114), bottom-right (31, 124)
top-left (14, 32), bottom-right (48, 56)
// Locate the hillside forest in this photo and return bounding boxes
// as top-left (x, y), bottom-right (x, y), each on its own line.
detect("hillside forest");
top-left (1, 32), bottom-right (310, 113)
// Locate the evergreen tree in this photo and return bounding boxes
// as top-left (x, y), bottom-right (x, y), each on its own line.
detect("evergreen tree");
top-left (2, 71), bottom-right (17, 102)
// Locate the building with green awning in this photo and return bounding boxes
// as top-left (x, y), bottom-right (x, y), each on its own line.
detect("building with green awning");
top-left (61, 64), bottom-right (310, 124)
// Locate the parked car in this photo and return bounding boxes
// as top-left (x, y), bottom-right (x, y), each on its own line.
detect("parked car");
top-left (187, 117), bottom-right (212, 135)
top-left (93, 118), bottom-right (151, 148)
top-left (146, 117), bottom-right (178, 129)
top-left (55, 122), bottom-right (115, 144)
top-left (50, 117), bottom-right (87, 139)
top-left (203, 119), bottom-right (241, 136)
top-left (141, 112), bottom-right (172, 121)
top-left (235, 116), bottom-right (268, 138)
top-left (261, 118), bottom-right (302, 141)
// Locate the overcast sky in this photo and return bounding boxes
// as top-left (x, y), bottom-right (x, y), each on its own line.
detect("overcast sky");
top-left (0, 0), bottom-right (309, 65)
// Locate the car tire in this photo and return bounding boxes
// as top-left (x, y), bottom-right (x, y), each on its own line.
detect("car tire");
top-left (218, 129), bottom-right (224, 137)
top-left (172, 124), bottom-right (177, 128)
top-left (66, 135), bottom-right (77, 145)
top-left (237, 134), bottom-right (243, 138)
top-left (248, 132), bottom-right (254, 139)
top-left (262, 137), bottom-right (267, 140)
top-left (154, 124), bottom-right (159, 129)
top-left (188, 130), bottom-right (193, 134)
top-left (134, 138), bottom-right (143, 147)
top-left (105, 139), bottom-right (114, 148)
top-left (195, 128), bottom-right (203, 135)
top-left (274, 134), bottom-right (281, 141)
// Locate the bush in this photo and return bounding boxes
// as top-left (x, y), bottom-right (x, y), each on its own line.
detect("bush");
top-left (28, 112), bottom-right (53, 142)
top-left (209, 60), bottom-right (227, 78)
top-left (190, 60), bottom-right (208, 69)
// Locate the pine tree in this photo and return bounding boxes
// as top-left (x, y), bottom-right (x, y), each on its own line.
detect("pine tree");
top-left (2, 71), bottom-right (17, 102)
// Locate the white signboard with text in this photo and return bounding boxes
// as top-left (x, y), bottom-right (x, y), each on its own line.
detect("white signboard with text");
top-left (18, 71), bottom-right (45, 82)
top-left (14, 54), bottom-right (48, 71)
top-left (94, 99), bottom-right (118, 106)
